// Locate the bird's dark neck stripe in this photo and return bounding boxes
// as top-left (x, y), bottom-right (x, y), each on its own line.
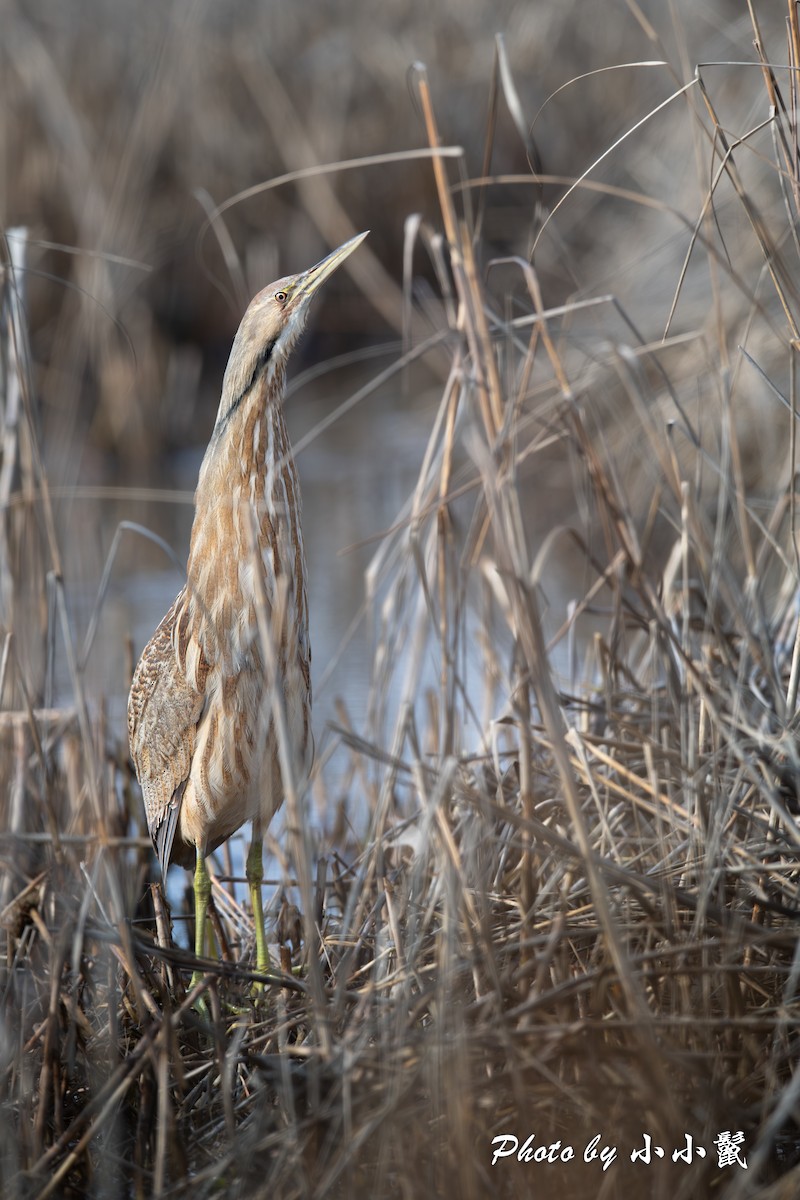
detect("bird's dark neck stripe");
top-left (216, 337), bottom-right (277, 433)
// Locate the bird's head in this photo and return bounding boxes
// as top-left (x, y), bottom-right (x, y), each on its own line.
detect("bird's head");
top-left (215, 230), bottom-right (369, 431)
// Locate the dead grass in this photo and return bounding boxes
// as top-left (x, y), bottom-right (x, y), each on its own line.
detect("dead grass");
top-left (3, 5), bottom-right (800, 1198)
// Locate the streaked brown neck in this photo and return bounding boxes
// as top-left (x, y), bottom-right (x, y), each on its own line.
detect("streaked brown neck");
top-left (185, 362), bottom-right (304, 665)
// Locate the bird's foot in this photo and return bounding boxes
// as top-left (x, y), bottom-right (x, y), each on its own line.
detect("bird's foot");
top-left (185, 972), bottom-right (254, 1021)
top-left (249, 968), bottom-right (276, 1005)
top-left (186, 971), bottom-right (212, 1020)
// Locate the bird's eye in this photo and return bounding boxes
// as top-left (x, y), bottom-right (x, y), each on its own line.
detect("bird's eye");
top-left (274, 290), bottom-right (288, 304)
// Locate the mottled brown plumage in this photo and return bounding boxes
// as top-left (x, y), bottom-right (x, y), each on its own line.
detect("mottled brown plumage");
top-left (128, 232), bottom-right (368, 985)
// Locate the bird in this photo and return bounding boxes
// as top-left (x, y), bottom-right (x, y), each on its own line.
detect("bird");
top-left (128, 231), bottom-right (369, 992)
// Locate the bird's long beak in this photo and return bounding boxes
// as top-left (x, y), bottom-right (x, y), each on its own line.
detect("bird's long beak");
top-left (294, 231), bottom-right (369, 303)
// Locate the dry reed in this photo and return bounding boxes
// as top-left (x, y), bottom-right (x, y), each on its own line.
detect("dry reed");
top-left (3, 6), bottom-right (800, 1198)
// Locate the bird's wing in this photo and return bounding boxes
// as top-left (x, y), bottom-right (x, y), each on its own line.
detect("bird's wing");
top-left (128, 589), bottom-right (207, 876)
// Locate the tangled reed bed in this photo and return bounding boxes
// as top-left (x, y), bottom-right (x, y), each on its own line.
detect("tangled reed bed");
top-left (4, 8), bottom-right (800, 1197)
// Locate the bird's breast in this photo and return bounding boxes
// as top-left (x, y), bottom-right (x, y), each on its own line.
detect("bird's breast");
top-left (176, 401), bottom-right (312, 851)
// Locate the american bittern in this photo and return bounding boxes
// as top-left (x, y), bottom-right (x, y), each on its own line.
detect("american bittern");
top-left (128, 231), bottom-right (368, 990)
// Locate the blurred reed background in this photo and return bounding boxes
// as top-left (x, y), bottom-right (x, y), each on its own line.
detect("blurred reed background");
top-left (3, 1), bottom-right (800, 1196)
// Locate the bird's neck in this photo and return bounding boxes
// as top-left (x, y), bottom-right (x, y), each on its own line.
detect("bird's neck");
top-left (185, 377), bottom-right (304, 658)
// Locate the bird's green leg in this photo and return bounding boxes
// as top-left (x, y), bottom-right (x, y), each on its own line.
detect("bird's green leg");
top-left (246, 834), bottom-right (271, 985)
top-left (189, 847), bottom-right (212, 996)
